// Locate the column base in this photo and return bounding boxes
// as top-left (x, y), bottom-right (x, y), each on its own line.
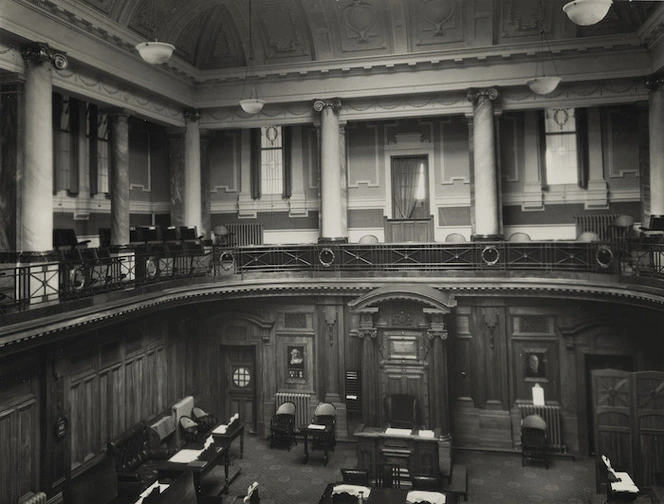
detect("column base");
top-left (471, 234), bottom-right (503, 241)
top-left (318, 237), bottom-right (348, 244)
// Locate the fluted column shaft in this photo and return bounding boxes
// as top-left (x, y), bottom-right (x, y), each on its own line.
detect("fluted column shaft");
top-left (109, 110), bottom-right (130, 246)
top-left (648, 80), bottom-right (664, 217)
top-left (21, 43), bottom-right (67, 252)
top-left (200, 131), bottom-right (211, 238)
top-left (183, 109), bottom-right (202, 234)
top-left (467, 88), bottom-right (501, 240)
top-left (314, 99), bottom-right (347, 242)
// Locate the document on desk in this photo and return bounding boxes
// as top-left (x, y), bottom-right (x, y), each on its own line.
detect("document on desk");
top-left (406, 491), bottom-right (445, 504)
top-left (332, 484), bottom-right (371, 498)
top-left (307, 423), bottom-right (326, 430)
top-left (385, 427), bottom-right (413, 436)
top-left (169, 449), bottom-right (202, 463)
top-left (213, 424), bottom-right (228, 434)
top-left (418, 429), bottom-right (435, 438)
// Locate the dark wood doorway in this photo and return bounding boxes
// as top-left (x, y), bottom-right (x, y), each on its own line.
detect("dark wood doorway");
top-left (585, 354), bottom-right (633, 455)
top-left (220, 345), bottom-right (256, 433)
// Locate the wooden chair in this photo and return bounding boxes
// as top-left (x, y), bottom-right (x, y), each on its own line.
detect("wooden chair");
top-left (377, 463), bottom-right (401, 488)
top-left (411, 474), bottom-right (441, 491)
top-left (521, 414), bottom-right (549, 469)
top-left (311, 402), bottom-right (337, 454)
top-left (270, 401), bottom-right (297, 450)
top-left (340, 468), bottom-right (370, 486)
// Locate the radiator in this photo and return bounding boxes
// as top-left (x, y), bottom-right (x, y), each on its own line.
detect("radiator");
top-left (225, 223), bottom-right (263, 246)
top-left (275, 392), bottom-right (311, 430)
top-left (518, 404), bottom-right (564, 453)
top-left (18, 492), bottom-right (47, 504)
top-left (574, 214), bottom-right (618, 241)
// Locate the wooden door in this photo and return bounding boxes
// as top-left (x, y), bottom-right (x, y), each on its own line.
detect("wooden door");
top-left (591, 369), bottom-right (633, 491)
top-left (221, 346), bottom-right (256, 431)
top-left (633, 371), bottom-right (664, 486)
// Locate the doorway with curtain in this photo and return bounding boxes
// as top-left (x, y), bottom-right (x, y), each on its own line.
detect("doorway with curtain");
top-left (391, 156), bottom-right (429, 219)
top-left (385, 156), bottom-right (433, 242)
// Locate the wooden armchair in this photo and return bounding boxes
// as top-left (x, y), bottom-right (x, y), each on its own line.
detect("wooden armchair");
top-left (311, 402), bottom-right (337, 453)
top-left (270, 401), bottom-right (297, 450)
top-left (521, 414), bottom-right (549, 469)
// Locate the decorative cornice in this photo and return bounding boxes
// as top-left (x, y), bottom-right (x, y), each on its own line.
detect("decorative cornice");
top-left (2, 274), bottom-right (664, 353)
top-left (466, 87), bottom-right (499, 104)
top-left (21, 42), bottom-right (68, 69)
top-left (313, 98), bottom-right (342, 112)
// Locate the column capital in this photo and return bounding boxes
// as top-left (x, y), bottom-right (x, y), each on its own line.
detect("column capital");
top-left (104, 107), bottom-right (131, 119)
top-left (313, 98), bottom-right (342, 113)
top-left (184, 108), bottom-right (201, 123)
top-left (645, 75), bottom-right (664, 91)
top-left (357, 328), bottom-right (377, 340)
top-left (466, 87), bottom-right (499, 104)
top-left (21, 42), bottom-right (68, 69)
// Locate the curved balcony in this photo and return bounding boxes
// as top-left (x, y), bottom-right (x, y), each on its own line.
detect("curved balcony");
top-left (0, 240), bottom-right (662, 346)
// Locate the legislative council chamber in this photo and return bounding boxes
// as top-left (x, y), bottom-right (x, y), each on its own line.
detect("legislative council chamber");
top-left (1, 1), bottom-right (664, 503)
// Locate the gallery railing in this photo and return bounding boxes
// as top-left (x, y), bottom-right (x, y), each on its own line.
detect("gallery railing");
top-left (1, 240), bottom-right (663, 315)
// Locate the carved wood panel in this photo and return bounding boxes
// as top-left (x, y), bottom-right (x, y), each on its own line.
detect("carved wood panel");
top-left (472, 306), bottom-right (508, 409)
top-left (633, 371), bottom-right (664, 486)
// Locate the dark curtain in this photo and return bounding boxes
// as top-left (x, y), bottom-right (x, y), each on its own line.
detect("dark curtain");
top-left (250, 128), bottom-right (261, 199)
top-left (392, 157), bottom-right (422, 219)
top-left (67, 98), bottom-right (80, 195)
top-left (282, 126), bottom-right (292, 198)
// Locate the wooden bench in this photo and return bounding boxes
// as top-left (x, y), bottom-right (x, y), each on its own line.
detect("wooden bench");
top-left (449, 464), bottom-right (468, 502)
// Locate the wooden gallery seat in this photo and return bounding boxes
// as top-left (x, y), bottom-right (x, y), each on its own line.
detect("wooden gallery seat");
top-left (521, 414), bottom-right (549, 469)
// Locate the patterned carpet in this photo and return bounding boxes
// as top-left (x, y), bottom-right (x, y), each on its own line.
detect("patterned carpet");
top-left (207, 434), bottom-right (617, 504)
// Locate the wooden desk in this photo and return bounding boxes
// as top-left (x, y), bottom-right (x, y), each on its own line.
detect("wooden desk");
top-left (211, 422), bottom-right (245, 459)
top-left (318, 483), bottom-right (453, 504)
top-left (354, 425), bottom-right (441, 479)
top-left (155, 442), bottom-right (229, 497)
top-left (302, 423), bottom-right (335, 465)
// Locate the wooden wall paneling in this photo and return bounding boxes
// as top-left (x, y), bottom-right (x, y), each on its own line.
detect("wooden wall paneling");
top-left (632, 371), bottom-right (664, 487)
top-left (0, 407), bottom-right (18, 503)
top-left (69, 372), bottom-right (99, 469)
top-left (124, 356), bottom-right (144, 428)
top-left (17, 399), bottom-right (38, 500)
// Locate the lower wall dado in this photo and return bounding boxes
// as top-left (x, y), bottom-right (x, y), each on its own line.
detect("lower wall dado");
top-left (1, 288), bottom-right (663, 501)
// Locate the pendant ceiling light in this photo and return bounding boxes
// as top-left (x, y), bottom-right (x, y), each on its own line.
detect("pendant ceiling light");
top-left (527, 19), bottom-right (561, 96)
top-left (563, 0), bottom-right (613, 26)
top-left (135, 0), bottom-right (175, 64)
top-left (239, 0), bottom-right (264, 115)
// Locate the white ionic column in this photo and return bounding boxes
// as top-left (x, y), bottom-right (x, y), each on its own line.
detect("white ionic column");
top-left (647, 76), bottom-right (664, 219)
top-left (467, 87), bottom-right (502, 240)
top-left (183, 109), bottom-right (202, 234)
top-left (313, 98), bottom-right (347, 242)
top-left (20, 43), bottom-right (68, 252)
top-left (108, 109), bottom-right (130, 246)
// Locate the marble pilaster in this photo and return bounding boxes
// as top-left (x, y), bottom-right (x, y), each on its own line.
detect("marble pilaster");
top-left (168, 130), bottom-right (185, 227)
top-left (200, 130), bottom-right (211, 238)
top-left (646, 76), bottom-right (664, 218)
top-left (20, 43), bottom-right (68, 252)
top-left (586, 108), bottom-right (609, 209)
top-left (108, 109), bottom-right (130, 246)
top-left (288, 126), bottom-right (307, 217)
top-left (0, 84), bottom-right (19, 252)
top-left (467, 87), bottom-right (502, 241)
top-left (313, 98), bottom-right (347, 242)
top-left (183, 109), bottom-right (202, 234)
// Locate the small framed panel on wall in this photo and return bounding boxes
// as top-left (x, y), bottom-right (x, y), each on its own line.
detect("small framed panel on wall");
top-left (512, 341), bottom-right (560, 403)
top-left (277, 334), bottom-right (314, 392)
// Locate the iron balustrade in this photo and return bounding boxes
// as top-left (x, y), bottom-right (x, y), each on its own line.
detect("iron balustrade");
top-left (2, 240), bottom-right (664, 314)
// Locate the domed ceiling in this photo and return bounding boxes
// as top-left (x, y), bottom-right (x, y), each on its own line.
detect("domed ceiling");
top-left (78, 0), bottom-right (659, 72)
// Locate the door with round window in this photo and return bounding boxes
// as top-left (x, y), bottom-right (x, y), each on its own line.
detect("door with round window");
top-left (221, 345), bottom-right (256, 432)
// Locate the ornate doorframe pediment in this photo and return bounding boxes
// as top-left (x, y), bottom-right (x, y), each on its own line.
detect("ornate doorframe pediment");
top-left (348, 284), bottom-right (456, 314)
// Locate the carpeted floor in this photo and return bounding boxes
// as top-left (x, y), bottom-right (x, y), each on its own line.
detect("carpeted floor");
top-left (208, 433), bottom-right (618, 504)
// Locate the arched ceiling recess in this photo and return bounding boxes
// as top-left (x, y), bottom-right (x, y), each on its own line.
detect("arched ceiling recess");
top-left (72, 0), bottom-right (661, 73)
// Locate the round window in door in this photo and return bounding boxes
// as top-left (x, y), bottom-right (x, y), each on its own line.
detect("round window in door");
top-left (232, 367), bottom-right (251, 388)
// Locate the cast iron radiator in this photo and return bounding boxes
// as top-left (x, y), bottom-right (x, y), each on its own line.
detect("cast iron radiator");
top-left (574, 214), bottom-right (618, 241)
top-left (518, 404), bottom-right (565, 453)
top-left (224, 223), bottom-right (264, 246)
top-left (274, 392), bottom-right (311, 431)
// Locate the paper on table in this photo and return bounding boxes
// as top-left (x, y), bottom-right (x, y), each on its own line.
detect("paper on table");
top-left (406, 491), bottom-right (446, 504)
top-left (385, 427), bottom-right (412, 436)
top-left (213, 424), bottom-right (228, 434)
top-left (418, 429), bottom-right (435, 438)
top-left (169, 449), bottom-right (202, 463)
top-left (532, 383), bottom-right (545, 406)
top-left (307, 423), bottom-right (326, 430)
top-left (332, 484), bottom-right (371, 498)
top-left (346, 394), bottom-right (357, 400)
